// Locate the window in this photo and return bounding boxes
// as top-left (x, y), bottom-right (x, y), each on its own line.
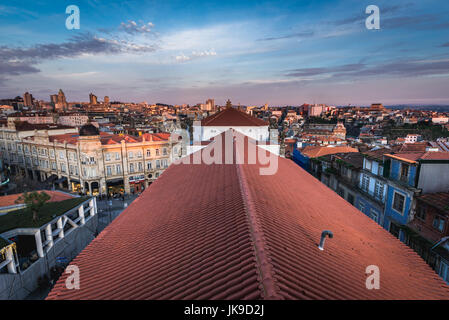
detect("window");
top-left (416, 205), bottom-right (426, 220)
top-left (337, 187), bottom-right (345, 198)
top-left (392, 192), bottom-right (405, 214)
top-left (370, 209), bottom-right (379, 223)
top-left (433, 216), bottom-right (445, 232)
top-left (105, 153), bottom-right (111, 161)
top-left (361, 174), bottom-right (369, 191)
top-left (163, 159), bottom-right (168, 168)
top-left (400, 163), bottom-right (409, 182)
top-left (374, 180), bottom-right (384, 200)
top-left (347, 193), bottom-right (355, 205)
top-left (365, 159), bottom-right (372, 171)
top-left (106, 166), bottom-right (112, 176)
top-left (61, 163), bottom-right (66, 173)
top-left (128, 151), bottom-right (134, 159)
top-left (129, 163), bottom-right (134, 173)
top-left (389, 222), bottom-right (401, 238)
top-left (156, 160), bottom-right (160, 169)
top-left (116, 164), bottom-right (122, 174)
top-left (156, 149), bottom-right (160, 156)
top-left (138, 162), bottom-right (143, 171)
top-left (59, 151), bottom-right (64, 159)
top-left (115, 152), bottom-right (120, 160)
top-left (163, 148), bottom-right (167, 155)
top-left (137, 151), bottom-right (142, 158)
top-left (439, 261), bottom-right (449, 285)
top-left (147, 162), bottom-right (152, 170)
top-left (146, 149), bottom-right (151, 157)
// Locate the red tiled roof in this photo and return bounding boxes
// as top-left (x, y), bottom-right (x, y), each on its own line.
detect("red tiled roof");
top-left (385, 152), bottom-right (449, 163)
top-left (363, 148), bottom-right (394, 161)
top-left (384, 152), bottom-right (425, 163)
top-left (301, 146), bottom-right (358, 158)
top-left (47, 132), bottom-right (171, 145)
top-left (0, 191), bottom-right (74, 208)
top-left (47, 131), bottom-right (449, 300)
top-left (400, 142), bottom-right (428, 152)
top-left (13, 121), bottom-right (74, 131)
top-left (417, 192), bottom-right (449, 215)
top-left (420, 152), bottom-right (449, 160)
top-left (201, 107), bottom-right (268, 127)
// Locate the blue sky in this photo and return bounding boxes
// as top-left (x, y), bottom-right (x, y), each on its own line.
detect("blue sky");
top-left (1, 0), bottom-right (449, 106)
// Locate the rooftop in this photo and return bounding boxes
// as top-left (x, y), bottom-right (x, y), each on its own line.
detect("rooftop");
top-left (300, 146), bottom-right (359, 158)
top-left (201, 107), bottom-right (268, 127)
top-left (47, 131), bottom-right (449, 300)
top-left (0, 196), bottom-right (89, 235)
top-left (45, 132), bottom-right (172, 145)
top-left (385, 152), bottom-right (449, 163)
top-left (417, 192), bottom-right (449, 215)
top-left (12, 121), bottom-right (74, 131)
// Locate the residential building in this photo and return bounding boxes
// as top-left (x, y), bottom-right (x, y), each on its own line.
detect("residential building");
top-left (383, 152), bottom-right (449, 241)
top-left (313, 152), bottom-right (364, 207)
top-left (405, 134), bottom-right (423, 143)
top-left (356, 148), bottom-right (390, 225)
top-left (0, 124), bottom-right (182, 196)
top-left (293, 145), bottom-right (358, 171)
top-left (57, 113), bottom-right (89, 127)
top-left (407, 192), bottom-right (449, 284)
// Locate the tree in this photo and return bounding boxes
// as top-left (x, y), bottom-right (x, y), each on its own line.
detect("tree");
top-left (16, 191), bottom-right (51, 222)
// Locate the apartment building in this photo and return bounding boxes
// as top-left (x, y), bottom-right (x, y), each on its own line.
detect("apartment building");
top-left (0, 124), bottom-right (182, 196)
top-left (57, 113), bottom-right (89, 127)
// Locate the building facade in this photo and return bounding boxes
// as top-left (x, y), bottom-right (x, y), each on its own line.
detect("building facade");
top-left (0, 124), bottom-right (182, 196)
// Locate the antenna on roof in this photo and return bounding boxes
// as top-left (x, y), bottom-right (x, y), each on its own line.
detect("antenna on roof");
top-left (318, 230), bottom-right (333, 251)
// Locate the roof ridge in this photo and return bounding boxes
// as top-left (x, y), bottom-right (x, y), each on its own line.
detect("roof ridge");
top-left (234, 141), bottom-right (281, 299)
top-left (203, 107), bottom-right (228, 125)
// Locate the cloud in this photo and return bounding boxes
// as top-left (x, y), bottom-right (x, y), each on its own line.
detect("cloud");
top-left (120, 20), bottom-right (155, 35)
top-left (257, 31), bottom-right (314, 41)
top-left (0, 61), bottom-right (40, 75)
top-left (285, 59), bottom-right (449, 80)
top-left (441, 42), bottom-right (449, 47)
top-left (286, 64), bottom-right (365, 77)
top-left (175, 49), bottom-right (217, 62)
top-left (0, 32), bottom-right (158, 81)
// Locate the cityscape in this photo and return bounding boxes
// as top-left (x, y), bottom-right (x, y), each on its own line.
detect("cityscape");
top-left (1, 0), bottom-right (449, 311)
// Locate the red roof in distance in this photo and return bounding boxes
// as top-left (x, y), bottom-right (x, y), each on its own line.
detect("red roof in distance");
top-left (201, 107), bottom-right (268, 127)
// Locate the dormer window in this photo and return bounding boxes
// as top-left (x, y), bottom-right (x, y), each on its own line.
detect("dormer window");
top-left (400, 163), bottom-right (409, 182)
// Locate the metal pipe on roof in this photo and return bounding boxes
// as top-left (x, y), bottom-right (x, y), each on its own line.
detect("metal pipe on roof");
top-left (318, 230), bottom-right (333, 251)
